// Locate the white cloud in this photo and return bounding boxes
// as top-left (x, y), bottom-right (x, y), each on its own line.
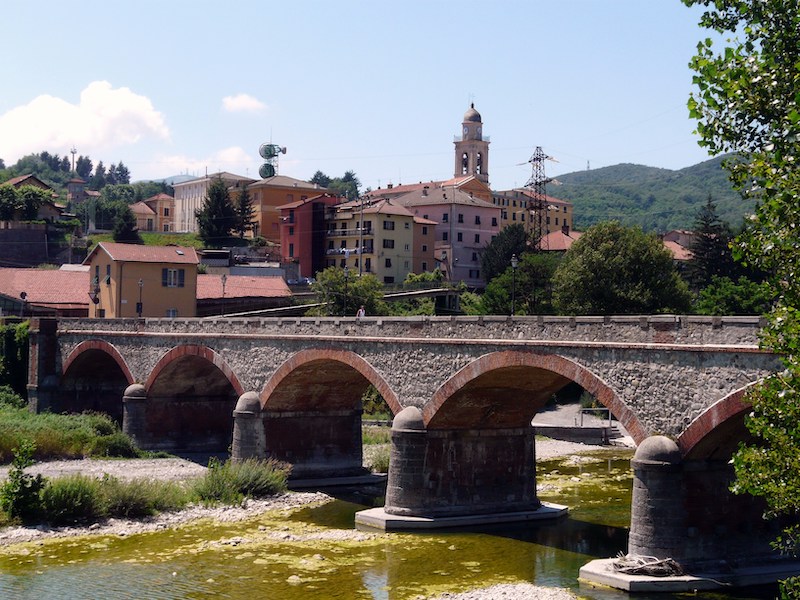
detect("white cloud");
top-left (0, 81), bottom-right (169, 163)
top-left (222, 93), bottom-right (267, 114)
top-left (146, 146), bottom-right (259, 180)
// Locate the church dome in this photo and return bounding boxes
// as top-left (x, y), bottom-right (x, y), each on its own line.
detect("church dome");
top-left (463, 103), bottom-right (482, 123)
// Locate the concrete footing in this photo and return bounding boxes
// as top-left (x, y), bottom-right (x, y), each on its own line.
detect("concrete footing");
top-left (580, 557), bottom-right (800, 593)
top-left (354, 501), bottom-right (568, 532)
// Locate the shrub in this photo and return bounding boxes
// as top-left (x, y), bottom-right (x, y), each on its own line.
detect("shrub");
top-left (88, 432), bottom-right (139, 458)
top-left (367, 445), bottom-right (390, 474)
top-left (0, 440), bottom-right (45, 523)
top-left (101, 476), bottom-right (188, 518)
top-left (41, 474), bottom-right (104, 525)
top-left (191, 457), bottom-right (289, 505)
top-left (0, 385), bottom-right (26, 409)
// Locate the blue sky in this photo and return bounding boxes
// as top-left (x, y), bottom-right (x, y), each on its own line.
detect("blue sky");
top-left (1, 1), bottom-right (715, 191)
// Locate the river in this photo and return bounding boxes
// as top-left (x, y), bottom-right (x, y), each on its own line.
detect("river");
top-left (0, 448), bottom-right (778, 599)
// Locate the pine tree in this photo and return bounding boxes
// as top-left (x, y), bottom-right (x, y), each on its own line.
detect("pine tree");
top-left (196, 177), bottom-right (236, 247)
top-left (233, 186), bottom-right (254, 238)
top-left (686, 196), bottom-right (735, 289)
top-left (112, 205), bottom-right (141, 243)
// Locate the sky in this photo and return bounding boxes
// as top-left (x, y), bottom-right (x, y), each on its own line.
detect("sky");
top-left (0, 1), bottom-right (719, 191)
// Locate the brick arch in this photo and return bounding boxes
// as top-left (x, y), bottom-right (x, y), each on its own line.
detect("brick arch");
top-left (424, 350), bottom-right (647, 443)
top-left (677, 384), bottom-right (756, 460)
top-left (259, 348), bottom-right (401, 415)
top-left (145, 344), bottom-right (244, 396)
top-left (62, 339), bottom-right (134, 385)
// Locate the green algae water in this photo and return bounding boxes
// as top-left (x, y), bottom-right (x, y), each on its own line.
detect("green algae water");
top-left (0, 449), bottom-right (776, 600)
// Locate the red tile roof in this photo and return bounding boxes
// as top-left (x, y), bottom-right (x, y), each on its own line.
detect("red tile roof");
top-left (130, 201), bottom-right (157, 215)
top-left (663, 240), bottom-right (693, 261)
top-left (197, 274), bottom-right (291, 299)
top-left (540, 229), bottom-right (583, 251)
top-left (84, 242), bottom-right (199, 265)
top-left (0, 268), bottom-right (88, 309)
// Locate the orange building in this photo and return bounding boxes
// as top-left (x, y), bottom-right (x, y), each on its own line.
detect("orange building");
top-left (247, 175), bottom-right (329, 243)
top-left (83, 242), bottom-right (199, 318)
top-left (131, 193), bottom-right (175, 233)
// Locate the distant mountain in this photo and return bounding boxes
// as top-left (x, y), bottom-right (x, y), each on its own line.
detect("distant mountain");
top-left (135, 174), bottom-right (196, 186)
top-left (544, 155), bottom-right (753, 232)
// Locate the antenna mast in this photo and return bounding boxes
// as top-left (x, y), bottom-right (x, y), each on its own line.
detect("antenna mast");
top-left (524, 146), bottom-right (553, 251)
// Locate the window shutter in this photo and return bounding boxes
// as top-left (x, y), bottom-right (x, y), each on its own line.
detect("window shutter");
top-left (162, 268), bottom-right (168, 287)
top-left (178, 269), bottom-right (185, 288)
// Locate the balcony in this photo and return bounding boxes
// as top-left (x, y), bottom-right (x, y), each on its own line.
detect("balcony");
top-left (326, 228), bottom-right (373, 238)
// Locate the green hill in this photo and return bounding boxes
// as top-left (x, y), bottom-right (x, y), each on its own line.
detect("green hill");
top-left (545, 155), bottom-right (753, 232)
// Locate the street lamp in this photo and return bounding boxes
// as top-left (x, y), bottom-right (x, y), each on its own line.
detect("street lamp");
top-left (510, 254), bottom-right (518, 316)
top-left (221, 274), bottom-right (227, 316)
top-left (137, 279), bottom-right (143, 318)
top-left (343, 266), bottom-right (349, 317)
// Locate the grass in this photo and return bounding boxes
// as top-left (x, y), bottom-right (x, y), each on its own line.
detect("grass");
top-left (362, 425), bottom-right (391, 445)
top-left (191, 457), bottom-right (290, 506)
top-left (0, 406), bottom-right (141, 463)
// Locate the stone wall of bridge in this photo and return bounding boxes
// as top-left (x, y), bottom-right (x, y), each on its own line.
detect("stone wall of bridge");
top-left (46, 315), bottom-right (778, 443)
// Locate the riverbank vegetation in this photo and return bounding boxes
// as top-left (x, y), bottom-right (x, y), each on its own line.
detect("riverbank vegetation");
top-left (0, 440), bottom-right (290, 527)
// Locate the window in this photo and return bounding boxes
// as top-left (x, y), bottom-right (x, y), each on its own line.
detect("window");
top-left (422, 244), bottom-right (427, 252)
top-left (146, 218), bottom-right (154, 231)
top-left (289, 226), bottom-right (294, 236)
top-left (383, 220), bottom-right (395, 230)
top-left (422, 261), bottom-right (428, 271)
top-left (94, 265), bottom-right (100, 285)
top-left (164, 207), bottom-right (170, 217)
top-left (365, 258), bottom-right (371, 271)
top-left (328, 241), bottom-right (334, 250)
top-left (341, 222), bottom-right (347, 230)
top-left (491, 217), bottom-right (498, 227)
top-left (512, 213), bottom-right (517, 221)
top-left (163, 224), bottom-right (170, 232)
top-left (162, 268), bottom-right (185, 288)
top-left (546, 216), bottom-right (551, 225)
top-left (474, 234), bottom-right (480, 243)
top-left (404, 260), bottom-right (409, 268)
top-left (404, 222), bottom-right (410, 229)
top-left (442, 213), bottom-right (448, 223)
top-left (97, 309), bottom-right (105, 318)
top-left (106, 264), bottom-right (111, 284)
top-left (166, 308), bottom-right (178, 318)
top-left (288, 243), bottom-right (294, 258)
top-left (555, 217), bottom-right (559, 226)
top-left (340, 240), bottom-right (347, 248)
top-left (472, 252), bottom-right (478, 261)
top-left (457, 232), bottom-right (463, 242)
top-left (384, 276), bottom-right (395, 284)
top-left (475, 215), bottom-right (481, 225)
top-left (385, 258), bottom-right (392, 268)
top-left (458, 214), bottom-right (464, 223)
top-left (423, 214), bottom-right (428, 220)
top-left (422, 226), bottom-right (428, 235)
top-left (383, 239), bottom-right (395, 249)
top-left (443, 232), bottom-right (449, 241)
top-left (404, 243), bottom-right (410, 250)
top-left (469, 269), bottom-right (480, 279)
top-left (340, 259), bottom-right (346, 268)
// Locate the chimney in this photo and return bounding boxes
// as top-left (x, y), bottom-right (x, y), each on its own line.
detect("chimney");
top-left (387, 183), bottom-right (393, 189)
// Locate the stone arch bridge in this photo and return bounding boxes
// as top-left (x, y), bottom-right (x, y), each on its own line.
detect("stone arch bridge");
top-left (28, 315), bottom-right (783, 570)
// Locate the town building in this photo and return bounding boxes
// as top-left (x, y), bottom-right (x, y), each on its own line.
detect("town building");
top-left (277, 193), bottom-right (341, 281)
top-left (0, 267), bottom-right (88, 317)
top-left (172, 172), bottom-right (255, 234)
top-left (324, 198), bottom-right (433, 284)
top-left (246, 175), bottom-right (328, 243)
top-left (130, 193), bottom-right (175, 233)
top-left (491, 188), bottom-right (574, 239)
top-left (83, 242), bottom-right (199, 318)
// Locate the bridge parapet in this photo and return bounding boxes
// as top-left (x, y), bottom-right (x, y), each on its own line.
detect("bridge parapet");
top-left (56, 315), bottom-right (764, 347)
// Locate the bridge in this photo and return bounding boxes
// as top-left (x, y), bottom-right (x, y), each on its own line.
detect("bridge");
top-left (27, 315), bottom-right (787, 576)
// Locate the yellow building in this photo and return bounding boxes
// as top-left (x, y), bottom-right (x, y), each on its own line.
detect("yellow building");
top-left (83, 242), bottom-right (199, 318)
top-left (491, 189), bottom-right (574, 238)
top-left (325, 198), bottom-right (423, 284)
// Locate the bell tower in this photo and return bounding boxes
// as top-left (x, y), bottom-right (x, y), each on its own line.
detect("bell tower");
top-left (453, 103), bottom-right (490, 185)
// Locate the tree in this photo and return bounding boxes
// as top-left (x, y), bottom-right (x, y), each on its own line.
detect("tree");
top-left (100, 184), bottom-right (136, 205)
top-left (112, 205), bottom-right (141, 243)
top-left (196, 177), bottom-right (236, 247)
top-left (309, 171), bottom-right (331, 187)
top-left (90, 161), bottom-right (106, 191)
top-left (17, 185), bottom-right (50, 220)
top-left (685, 1), bottom-right (800, 586)
top-left (551, 221), bottom-right (692, 315)
top-left (310, 267), bottom-right (387, 317)
top-left (75, 156), bottom-right (93, 179)
top-left (482, 252), bottom-right (561, 315)
top-left (0, 185), bottom-right (19, 220)
top-left (233, 186), bottom-right (254, 238)
top-left (694, 275), bottom-right (773, 316)
top-left (686, 196), bottom-right (735, 288)
top-left (480, 223), bottom-right (528, 283)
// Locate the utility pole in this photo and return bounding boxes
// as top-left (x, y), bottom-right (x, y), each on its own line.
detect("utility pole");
top-left (524, 146), bottom-right (557, 252)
